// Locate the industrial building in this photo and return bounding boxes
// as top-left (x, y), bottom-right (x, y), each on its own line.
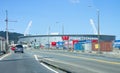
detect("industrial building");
top-left (18, 34), bottom-right (115, 52)
top-left (0, 37), bottom-right (6, 53)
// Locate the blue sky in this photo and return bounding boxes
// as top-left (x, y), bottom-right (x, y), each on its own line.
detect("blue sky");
top-left (0, 0), bottom-right (120, 39)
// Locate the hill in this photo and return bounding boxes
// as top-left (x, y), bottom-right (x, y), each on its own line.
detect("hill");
top-left (0, 31), bottom-right (24, 44)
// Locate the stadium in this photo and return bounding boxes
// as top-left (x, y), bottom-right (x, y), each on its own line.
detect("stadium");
top-left (18, 34), bottom-right (115, 52)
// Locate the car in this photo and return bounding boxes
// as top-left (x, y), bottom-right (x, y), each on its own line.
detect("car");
top-left (0, 51), bottom-right (6, 55)
top-left (14, 45), bottom-right (24, 53)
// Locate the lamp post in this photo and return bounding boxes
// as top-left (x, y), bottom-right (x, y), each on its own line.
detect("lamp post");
top-left (62, 24), bottom-right (64, 35)
top-left (48, 25), bottom-right (50, 49)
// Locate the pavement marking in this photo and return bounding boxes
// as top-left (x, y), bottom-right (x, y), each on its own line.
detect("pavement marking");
top-left (34, 55), bottom-right (39, 61)
top-left (40, 62), bottom-right (59, 73)
top-left (39, 52), bottom-right (120, 65)
top-left (59, 53), bottom-right (120, 65)
top-left (45, 58), bottom-right (99, 73)
top-left (34, 54), bottom-right (59, 73)
top-left (0, 53), bottom-right (11, 60)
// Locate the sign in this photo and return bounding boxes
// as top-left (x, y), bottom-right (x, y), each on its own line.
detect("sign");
top-left (92, 40), bottom-right (98, 43)
top-left (72, 40), bottom-right (79, 45)
top-left (57, 42), bottom-right (64, 46)
top-left (51, 42), bottom-right (56, 46)
top-left (95, 44), bottom-right (99, 49)
top-left (62, 36), bottom-right (69, 40)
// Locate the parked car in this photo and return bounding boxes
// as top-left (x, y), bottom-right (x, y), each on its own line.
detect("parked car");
top-left (14, 45), bottom-right (24, 53)
top-left (0, 51), bottom-right (6, 55)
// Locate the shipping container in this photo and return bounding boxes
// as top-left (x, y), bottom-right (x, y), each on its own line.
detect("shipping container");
top-left (113, 40), bottom-right (120, 49)
top-left (92, 41), bottom-right (113, 52)
top-left (74, 43), bottom-right (84, 51)
top-left (83, 43), bottom-right (92, 52)
top-left (79, 40), bottom-right (92, 52)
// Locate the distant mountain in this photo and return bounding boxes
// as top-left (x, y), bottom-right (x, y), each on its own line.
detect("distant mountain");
top-left (0, 31), bottom-right (24, 44)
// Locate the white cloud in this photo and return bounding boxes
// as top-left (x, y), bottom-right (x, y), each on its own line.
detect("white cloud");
top-left (70, 0), bottom-right (80, 4)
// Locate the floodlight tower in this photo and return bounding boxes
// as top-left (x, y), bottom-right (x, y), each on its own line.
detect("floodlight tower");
top-left (24, 21), bottom-right (32, 36)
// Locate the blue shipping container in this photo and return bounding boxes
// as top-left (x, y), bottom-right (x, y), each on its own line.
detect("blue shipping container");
top-left (113, 40), bottom-right (120, 48)
top-left (74, 43), bottom-right (84, 50)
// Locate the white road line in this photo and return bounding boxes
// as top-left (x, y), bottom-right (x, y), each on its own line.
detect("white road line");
top-left (34, 55), bottom-right (39, 61)
top-left (0, 53), bottom-right (11, 60)
top-left (40, 62), bottom-right (59, 73)
top-left (34, 55), bottom-right (59, 73)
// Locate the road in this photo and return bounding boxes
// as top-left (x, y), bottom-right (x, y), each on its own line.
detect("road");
top-left (0, 51), bottom-right (57, 73)
top-left (28, 49), bottom-right (120, 73)
top-left (0, 49), bottom-right (120, 73)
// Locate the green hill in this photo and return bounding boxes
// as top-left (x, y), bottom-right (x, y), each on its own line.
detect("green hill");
top-left (0, 31), bottom-right (24, 44)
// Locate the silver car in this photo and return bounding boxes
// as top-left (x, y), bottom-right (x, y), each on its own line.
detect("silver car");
top-left (14, 45), bottom-right (24, 53)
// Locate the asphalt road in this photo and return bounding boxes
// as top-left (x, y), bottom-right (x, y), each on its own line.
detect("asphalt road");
top-left (0, 51), bottom-right (57, 73)
top-left (29, 49), bottom-right (120, 73)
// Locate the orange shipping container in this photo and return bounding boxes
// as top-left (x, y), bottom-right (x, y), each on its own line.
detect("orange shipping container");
top-left (92, 41), bottom-right (113, 52)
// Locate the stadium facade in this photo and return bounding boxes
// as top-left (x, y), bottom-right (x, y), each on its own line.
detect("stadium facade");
top-left (18, 34), bottom-right (115, 52)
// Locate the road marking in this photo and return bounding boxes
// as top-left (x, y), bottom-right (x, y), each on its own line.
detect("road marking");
top-left (0, 53), bottom-right (11, 60)
top-left (34, 55), bottom-right (39, 61)
top-left (45, 58), bottom-right (98, 73)
top-left (60, 53), bottom-right (120, 64)
top-left (39, 52), bottom-right (120, 65)
top-left (59, 54), bottom-right (120, 65)
top-left (34, 55), bottom-right (59, 73)
top-left (40, 62), bottom-right (59, 73)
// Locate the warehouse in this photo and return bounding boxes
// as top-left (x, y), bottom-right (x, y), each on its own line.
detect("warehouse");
top-left (18, 34), bottom-right (115, 52)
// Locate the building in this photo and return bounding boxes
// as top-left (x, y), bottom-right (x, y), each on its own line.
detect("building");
top-left (0, 37), bottom-right (6, 53)
top-left (18, 34), bottom-right (115, 52)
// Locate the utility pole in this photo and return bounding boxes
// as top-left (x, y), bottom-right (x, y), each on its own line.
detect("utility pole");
top-left (97, 9), bottom-right (100, 54)
top-left (5, 10), bottom-right (9, 48)
top-left (5, 10), bottom-right (17, 52)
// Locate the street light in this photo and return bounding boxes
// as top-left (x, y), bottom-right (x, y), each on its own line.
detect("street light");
top-left (47, 25), bottom-right (50, 49)
top-left (55, 22), bottom-right (64, 35)
top-left (62, 24), bottom-right (64, 35)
